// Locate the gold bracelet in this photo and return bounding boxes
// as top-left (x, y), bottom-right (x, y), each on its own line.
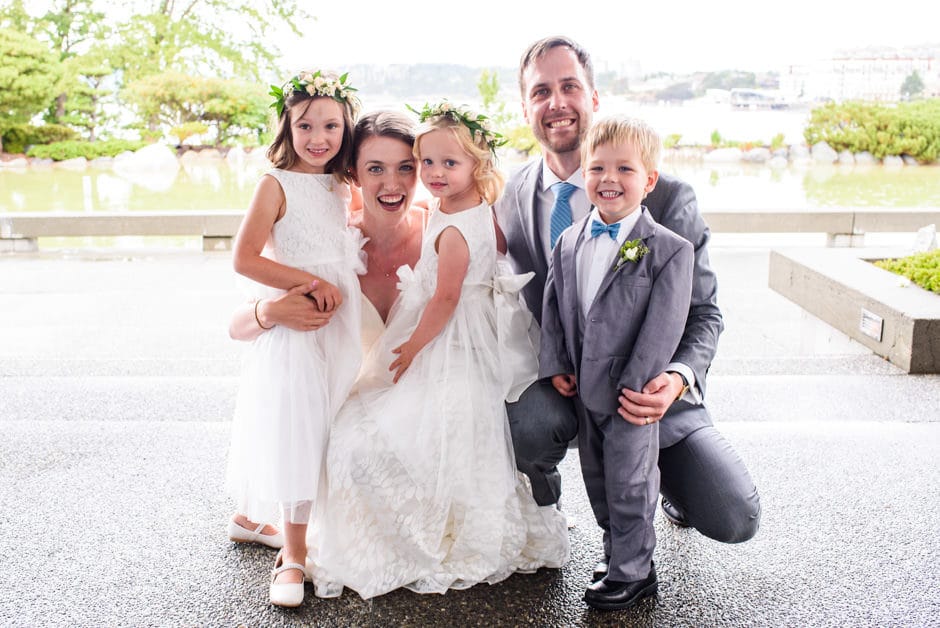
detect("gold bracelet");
top-left (254, 299), bottom-right (273, 330)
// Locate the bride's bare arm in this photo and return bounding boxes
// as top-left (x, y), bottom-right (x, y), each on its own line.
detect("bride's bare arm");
top-left (229, 282), bottom-right (335, 340)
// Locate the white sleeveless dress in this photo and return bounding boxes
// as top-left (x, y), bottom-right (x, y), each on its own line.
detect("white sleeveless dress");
top-left (311, 200), bottom-right (569, 599)
top-left (225, 170), bottom-right (363, 525)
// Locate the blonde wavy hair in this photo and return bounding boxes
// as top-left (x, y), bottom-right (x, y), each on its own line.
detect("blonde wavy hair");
top-left (414, 114), bottom-right (505, 206)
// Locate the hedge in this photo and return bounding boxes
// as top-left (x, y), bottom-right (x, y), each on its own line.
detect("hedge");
top-left (26, 139), bottom-right (148, 161)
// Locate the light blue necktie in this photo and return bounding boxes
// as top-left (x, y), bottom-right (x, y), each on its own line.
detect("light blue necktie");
top-left (591, 220), bottom-right (620, 240)
top-left (549, 181), bottom-right (577, 249)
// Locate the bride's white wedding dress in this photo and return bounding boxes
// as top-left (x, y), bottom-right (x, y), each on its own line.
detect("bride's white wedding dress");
top-left (311, 200), bottom-right (569, 599)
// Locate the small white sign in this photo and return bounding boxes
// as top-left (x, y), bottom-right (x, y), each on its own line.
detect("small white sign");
top-left (860, 308), bottom-right (884, 342)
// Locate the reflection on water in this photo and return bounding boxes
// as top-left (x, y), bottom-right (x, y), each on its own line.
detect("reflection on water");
top-left (0, 159), bottom-right (267, 213)
top-left (2, 158), bottom-right (938, 214)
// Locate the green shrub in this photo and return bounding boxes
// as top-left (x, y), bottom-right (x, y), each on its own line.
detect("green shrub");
top-left (2, 123), bottom-right (79, 154)
top-left (874, 249), bottom-right (940, 294)
top-left (170, 121), bottom-right (209, 145)
top-left (664, 133), bottom-right (682, 149)
top-left (804, 99), bottom-right (940, 163)
top-left (26, 139), bottom-right (148, 161)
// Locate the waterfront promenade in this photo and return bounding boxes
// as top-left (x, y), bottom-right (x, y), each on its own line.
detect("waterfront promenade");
top-left (0, 243), bottom-right (938, 626)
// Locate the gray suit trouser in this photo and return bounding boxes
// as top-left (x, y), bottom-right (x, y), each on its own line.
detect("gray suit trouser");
top-left (507, 383), bottom-right (761, 544)
top-left (578, 402), bottom-right (659, 582)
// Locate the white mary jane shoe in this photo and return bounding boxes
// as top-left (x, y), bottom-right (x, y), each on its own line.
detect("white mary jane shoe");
top-left (269, 551), bottom-right (309, 608)
top-left (228, 517), bottom-right (284, 549)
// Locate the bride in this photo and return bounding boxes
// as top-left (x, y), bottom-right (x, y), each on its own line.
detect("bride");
top-left (229, 109), bottom-right (568, 600)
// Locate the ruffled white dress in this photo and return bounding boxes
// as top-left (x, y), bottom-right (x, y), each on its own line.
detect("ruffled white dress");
top-left (226, 170), bottom-right (363, 525)
top-left (312, 200), bottom-right (569, 599)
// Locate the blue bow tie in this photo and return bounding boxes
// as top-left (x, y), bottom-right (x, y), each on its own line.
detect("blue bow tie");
top-left (591, 220), bottom-right (620, 240)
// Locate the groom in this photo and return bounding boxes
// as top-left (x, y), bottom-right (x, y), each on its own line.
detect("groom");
top-left (495, 36), bottom-right (760, 554)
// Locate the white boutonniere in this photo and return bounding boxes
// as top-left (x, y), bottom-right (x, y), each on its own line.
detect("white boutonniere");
top-left (614, 238), bottom-right (650, 270)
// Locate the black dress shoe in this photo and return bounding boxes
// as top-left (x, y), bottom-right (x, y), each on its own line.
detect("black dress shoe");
top-left (661, 497), bottom-right (691, 528)
top-left (583, 563), bottom-right (658, 611)
top-left (591, 556), bottom-right (609, 582)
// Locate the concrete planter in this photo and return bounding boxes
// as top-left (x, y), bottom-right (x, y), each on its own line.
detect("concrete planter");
top-left (769, 248), bottom-right (939, 373)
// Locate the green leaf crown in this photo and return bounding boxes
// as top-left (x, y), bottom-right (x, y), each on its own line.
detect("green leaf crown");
top-left (407, 100), bottom-right (507, 157)
top-left (268, 70), bottom-right (359, 118)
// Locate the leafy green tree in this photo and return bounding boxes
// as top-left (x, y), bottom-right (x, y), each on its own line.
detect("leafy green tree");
top-left (108, 0), bottom-right (308, 84)
top-left (56, 46), bottom-right (115, 140)
top-left (0, 27), bottom-right (61, 152)
top-left (123, 71), bottom-right (269, 145)
top-left (901, 71), bottom-right (924, 99)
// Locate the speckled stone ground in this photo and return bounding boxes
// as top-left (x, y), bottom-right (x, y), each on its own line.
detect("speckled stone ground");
top-left (1, 245), bottom-right (937, 627)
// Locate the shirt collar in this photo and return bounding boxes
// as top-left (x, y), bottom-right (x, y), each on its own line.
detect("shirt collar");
top-left (540, 160), bottom-right (585, 193)
top-left (583, 206), bottom-right (644, 247)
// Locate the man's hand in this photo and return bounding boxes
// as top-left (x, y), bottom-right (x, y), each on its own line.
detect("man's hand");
top-left (551, 374), bottom-right (578, 397)
top-left (618, 371), bottom-right (684, 426)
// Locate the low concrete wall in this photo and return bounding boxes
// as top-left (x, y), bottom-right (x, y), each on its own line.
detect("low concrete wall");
top-left (0, 211), bottom-right (244, 252)
top-left (2, 208), bottom-right (938, 252)
top-left (769, 247), bottom-right (940, 373)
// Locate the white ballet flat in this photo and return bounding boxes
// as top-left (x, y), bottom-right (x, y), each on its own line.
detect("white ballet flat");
top-left (228, 517), bottom-right (284, 549)
top-left (269, 551), bottom-right (309, 608)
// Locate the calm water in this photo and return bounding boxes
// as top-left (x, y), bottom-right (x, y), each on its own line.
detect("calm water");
top-left (2, 102), bottom-right (938, 215)
top-left (3, 158), bottom-right (938, 215)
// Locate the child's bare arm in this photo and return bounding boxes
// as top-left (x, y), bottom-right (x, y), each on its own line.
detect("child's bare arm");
top-left (389, 226), bottom-right (469, 382)
top-left (232, 175), bottom-right (320, 289)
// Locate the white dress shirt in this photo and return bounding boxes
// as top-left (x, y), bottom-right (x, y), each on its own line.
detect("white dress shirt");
top-left (576, 207), bottom-right (643, 320)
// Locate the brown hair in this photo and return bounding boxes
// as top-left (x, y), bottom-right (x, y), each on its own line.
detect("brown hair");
top-left (265, 73), bottom-right (358, 183)
top-left (351, 110), bottom-right (417, 168)
top-left (517, 35), bottom-right (595, 98)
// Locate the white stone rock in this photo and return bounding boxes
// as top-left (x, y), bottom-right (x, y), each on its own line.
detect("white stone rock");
top-left (115, 143), bottom-right (179, 173)
top-left (704, 147), bottom-right (743, 163)
top-left (883, 155), bottom-right (904, 168)
top-left (854, 151), bottom-right (877, 165)
top-left (789, 144), bottom-right (810, 159)
top-left (811, 142), bottom-right (839, 163)
top-left (742, 147), bottom-right (771, 163)
top-left (114, 144), bottom-right (179, 191)
top-left (197, 148), bottom-right (223, 160)
top-left (837, 150), bottom-right (855, 165)
top-left (902, 155), bottom-right (920, 166)
top-left (768, 156), bottom-right (789, 169)
top-left (4, 157), bottom-right (29, 169)
top-left (179, 151), bottom-right (200, 165)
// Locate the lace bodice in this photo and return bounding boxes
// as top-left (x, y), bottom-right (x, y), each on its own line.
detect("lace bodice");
top-left (267, 169), bottom-right (352, 269)
top-left (409, 200), bottom-right (496, 296)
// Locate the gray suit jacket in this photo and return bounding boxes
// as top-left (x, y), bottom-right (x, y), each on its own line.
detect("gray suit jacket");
top-left (495, 158), bottom-right (724, 444)
top-left (539, 210), bottom-right (693, 415)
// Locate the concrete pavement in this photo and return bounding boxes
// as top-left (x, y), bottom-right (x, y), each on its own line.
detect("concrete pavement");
top-left (0, 244), bottom-right (938, 626)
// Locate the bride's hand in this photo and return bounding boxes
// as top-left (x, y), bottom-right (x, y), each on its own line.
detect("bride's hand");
top-left (264, 283), bottom-right (335, 331)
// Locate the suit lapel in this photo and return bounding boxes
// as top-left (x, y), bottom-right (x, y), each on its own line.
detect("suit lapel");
top-left (591, 208), bottom-right (657, 307)
top-left (518, 160), bottom-right (548, 278)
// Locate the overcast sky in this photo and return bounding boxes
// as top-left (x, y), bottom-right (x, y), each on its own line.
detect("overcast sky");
top-left (280, 1), bottom-right (938, 74)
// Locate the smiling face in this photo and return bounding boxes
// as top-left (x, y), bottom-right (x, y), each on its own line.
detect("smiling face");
top-left (583, 141), bottom-right (659, 224)
top-left (416, 128), bottom-right (480, 212)
top-left (288, 97), bottom-right (345, 174)
top-left (521, 45), bottom-right (599, 158)
top-left (352, 135), bottom-right (417, 217)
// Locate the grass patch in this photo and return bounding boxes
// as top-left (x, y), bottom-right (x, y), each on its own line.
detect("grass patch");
top-left (874, 249), bottom-right (940, 294)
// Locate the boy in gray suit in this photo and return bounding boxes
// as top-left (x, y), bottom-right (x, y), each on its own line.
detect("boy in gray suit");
top-left (540, 116), bottom-right (693, 610)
